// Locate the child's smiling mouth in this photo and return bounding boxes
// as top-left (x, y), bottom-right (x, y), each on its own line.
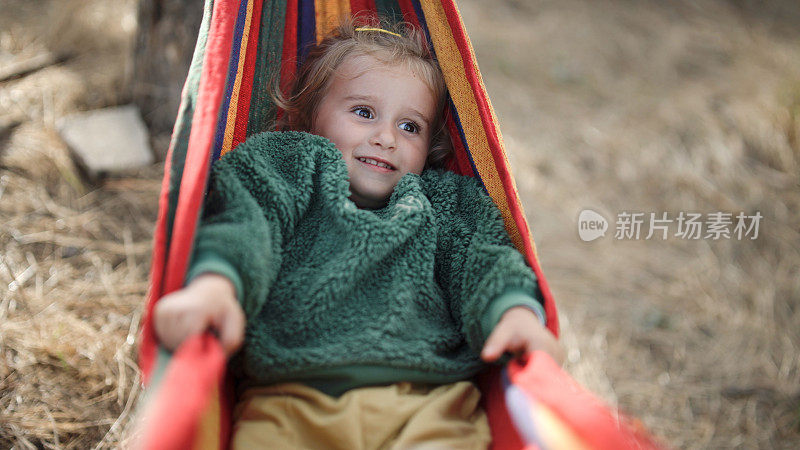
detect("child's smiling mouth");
top-left (356, 156), bottom-right (396, 171)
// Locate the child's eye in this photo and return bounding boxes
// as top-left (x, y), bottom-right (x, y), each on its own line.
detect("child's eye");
top-left (400, 121), bottom-right (419, 134)
top-left (352, 107), bottom-right (373, 119)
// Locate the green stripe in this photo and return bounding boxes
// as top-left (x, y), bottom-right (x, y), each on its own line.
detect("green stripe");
top-left (247, 0), bottom-right (287, 136)
top-left (136, 346), bottom-right (173, 415)
top-left (165, 0), bottom-right (216, 261)
top-left (152, 346), bottom-right (174, 389)
top-left (374, 0), bottom-right (404, 25)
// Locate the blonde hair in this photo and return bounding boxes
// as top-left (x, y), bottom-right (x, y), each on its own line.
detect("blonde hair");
top-left (272, 17), bottom-right (452, 168)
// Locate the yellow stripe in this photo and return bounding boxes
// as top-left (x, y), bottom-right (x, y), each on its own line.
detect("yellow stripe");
top-left (355, 27), bottom-right (401, 37)
top-left (315, 0), bottom-right (350, 43)
top-left (420, 0), bottom-right (528, 253)
top-left (220, 0), bottom-right (255, 158)
top-left (534, 403), bottom-right (592, 450)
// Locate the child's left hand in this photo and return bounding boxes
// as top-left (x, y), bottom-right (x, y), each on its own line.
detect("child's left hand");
top-left (481, 306), bottom-right (565, 366)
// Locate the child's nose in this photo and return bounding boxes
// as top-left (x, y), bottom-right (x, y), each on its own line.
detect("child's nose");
top-left (369, 121), bottom-right (397, 149)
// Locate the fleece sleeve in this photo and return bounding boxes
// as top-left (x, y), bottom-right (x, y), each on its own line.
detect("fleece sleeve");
top-left (185, 132), bottom-right (324, 317)
top-left (430, 172), bottom-right (545, 356)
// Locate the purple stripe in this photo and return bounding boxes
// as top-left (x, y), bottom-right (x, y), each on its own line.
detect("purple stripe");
top-left (502, 368), bottom-right (546, 448)
top-left (212, 0), bottom-right (251, 162)
top-left (297, 0), bottom-right (316, 67)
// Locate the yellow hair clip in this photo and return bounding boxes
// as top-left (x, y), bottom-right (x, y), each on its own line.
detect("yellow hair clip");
top-left (354, 27), bottom-right (402, 38)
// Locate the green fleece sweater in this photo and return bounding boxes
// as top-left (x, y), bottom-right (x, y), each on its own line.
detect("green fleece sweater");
top-left (187, 131), bottom-right (545, 396)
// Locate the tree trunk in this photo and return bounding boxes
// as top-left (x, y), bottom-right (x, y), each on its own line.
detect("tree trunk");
top-left (132, 0), bottom-right (203, 150)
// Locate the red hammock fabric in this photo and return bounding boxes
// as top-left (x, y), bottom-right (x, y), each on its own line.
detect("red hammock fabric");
top-left (136, 1), bottom-right (661, 448)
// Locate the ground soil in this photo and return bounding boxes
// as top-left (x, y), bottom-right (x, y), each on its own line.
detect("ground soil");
top-left (1, 0), bottom-right (798, 448)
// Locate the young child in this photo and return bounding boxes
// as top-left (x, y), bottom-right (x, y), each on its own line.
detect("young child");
top-left (154, 18), bottom-right (563, 449)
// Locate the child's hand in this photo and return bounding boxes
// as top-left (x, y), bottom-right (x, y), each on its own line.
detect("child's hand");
top-left (154, 273), bottom-right (245, 356)
top-left (481, 306), bottom-right (565, 366)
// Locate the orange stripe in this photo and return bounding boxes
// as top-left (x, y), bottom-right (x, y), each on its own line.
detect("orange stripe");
top-left (315, 0), bottom-right (350, 42)
top-left (420, 0), bottom-right (524, 252)
top-left (440, 1), bottom-right (540, 262)
top-left (220, 0), bottom-right (255, 157)
top-left (192, 384), bottom-right (222, 450)
top-left (434, 0), bottom-right (558, 334)
top-left (430, 0), bottom-right (558, 334)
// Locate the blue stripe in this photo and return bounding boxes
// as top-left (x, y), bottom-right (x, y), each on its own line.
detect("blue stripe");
top-left (410, 0), bottom-right (433, 51)
top-left (448, 98), bottom-right (485, 193)
top-left (297, 0), bottom-right (316, 67)
top-left (409, 0), bottom-right (478, 188)
top-left (212, 0), bottom-right (250, 162)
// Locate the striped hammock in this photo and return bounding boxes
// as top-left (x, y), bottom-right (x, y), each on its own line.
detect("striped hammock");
top-left (136, 1), bottom-right (659, 448)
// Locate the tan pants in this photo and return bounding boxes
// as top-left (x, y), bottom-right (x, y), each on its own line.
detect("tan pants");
top-left (231, 381), bottom-right (491, 449)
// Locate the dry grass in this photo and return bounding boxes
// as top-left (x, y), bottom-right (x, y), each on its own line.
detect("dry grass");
top-left (1, 0), bottom-right (799, 448)
top-left (1, 1), bottom-right (151, 448)
top-left (0, 122), bottom-right (158, 448)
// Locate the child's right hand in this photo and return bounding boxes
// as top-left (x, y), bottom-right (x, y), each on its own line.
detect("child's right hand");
top-left (153, 273), bottom-right (245, 356)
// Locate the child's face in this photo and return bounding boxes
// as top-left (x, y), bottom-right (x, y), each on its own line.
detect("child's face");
top-left (311, 53), bottom-right (436, 209)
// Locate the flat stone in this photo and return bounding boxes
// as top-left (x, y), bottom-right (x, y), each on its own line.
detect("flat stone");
top-left (59, 105), bottom-right (154, 179)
